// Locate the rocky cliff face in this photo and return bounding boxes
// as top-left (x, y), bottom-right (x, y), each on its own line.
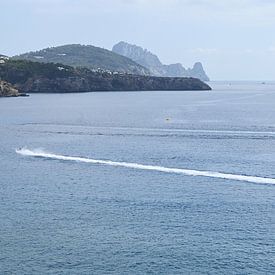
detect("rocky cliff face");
top-left (0, 80), bottom-right (20, 97)
top-left (0, 60), bottom-right (211, 93)
top-left (113, 42), bottom-right (163, 69)
top-left (15, 75), bottom-right (211, 93)
top-left (112, 42), bottom-right (210, 81)
top-left (186, 62), bottom-right (209, 81)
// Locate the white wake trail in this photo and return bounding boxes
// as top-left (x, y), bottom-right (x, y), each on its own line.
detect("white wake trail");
top-left (16, 148), bottom-right (275, 185)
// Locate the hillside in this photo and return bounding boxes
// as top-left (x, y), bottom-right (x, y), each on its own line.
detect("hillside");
top-left (112, 41), bottom-right (210, 81)
top-left (13, 44), bottom-right (150, 75)
top-left (0, 54), bottom-right (9, 63)
top-left (0, 59), bottom-right (211, 93)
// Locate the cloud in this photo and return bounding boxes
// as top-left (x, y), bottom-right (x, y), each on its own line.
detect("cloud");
top-left (4, 0), bottom-right (275, 27)
top-left (6, 0), bottom-right (275, 17)
top-left (2, 0), bottom-right (275, 79)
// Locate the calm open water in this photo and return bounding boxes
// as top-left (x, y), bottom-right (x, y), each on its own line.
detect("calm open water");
top-left (0, 82), bottom-right (275, 274)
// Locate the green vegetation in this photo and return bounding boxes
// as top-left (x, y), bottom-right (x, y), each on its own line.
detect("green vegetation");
top-left (0, 59), bottom-right (211, 93)
top-left (0, 59), bottom-right (75, 84)
top-left (14, 44), bottom-right (150, 75)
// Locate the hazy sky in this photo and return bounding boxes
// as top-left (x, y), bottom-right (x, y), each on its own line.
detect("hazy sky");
top-left (2, 0), bottom-right (275, 80)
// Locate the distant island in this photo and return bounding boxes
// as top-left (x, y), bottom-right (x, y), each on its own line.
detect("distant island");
top-left (0, 44), bottom-right (211, 97)
top-left (112, 41), bottom-right (210, 81)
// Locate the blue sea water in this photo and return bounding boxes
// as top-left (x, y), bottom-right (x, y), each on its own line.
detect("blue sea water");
top-left (0, 82), bottom-right (275, 274)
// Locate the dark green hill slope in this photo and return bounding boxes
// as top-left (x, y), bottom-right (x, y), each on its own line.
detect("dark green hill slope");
top-left (13, 44), bottom-right (150, 75)
top-left (0, 59), bottom-right (211, 93)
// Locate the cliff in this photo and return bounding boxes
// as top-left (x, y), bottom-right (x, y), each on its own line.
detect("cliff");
top-left (0, 60), bottom-right (211, 93)
top-left (112, 41), bottom-right (210, 81)
top-left (0, 80), bottom-right (20, 97)
top-left (13, 44), bottom-right (150, 76)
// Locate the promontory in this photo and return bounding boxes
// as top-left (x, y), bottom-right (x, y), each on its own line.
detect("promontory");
top-left (0, 59), bottom-right (211, 94)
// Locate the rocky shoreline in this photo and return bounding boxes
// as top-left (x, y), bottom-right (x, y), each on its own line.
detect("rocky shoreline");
top-left (0, 80), bottom-right (28, 97)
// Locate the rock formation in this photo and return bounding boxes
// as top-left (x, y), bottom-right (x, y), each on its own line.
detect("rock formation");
top-left (112, 41), bottom-right (210, 81)
top-left (0, 80), bottom-right (20, 97)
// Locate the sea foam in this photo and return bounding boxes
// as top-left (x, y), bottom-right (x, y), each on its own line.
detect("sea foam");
top-left (16, 148), bottom-right (275, 185)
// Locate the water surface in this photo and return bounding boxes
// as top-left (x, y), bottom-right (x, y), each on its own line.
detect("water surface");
top-left (0, 82), bottom-right (275, 274)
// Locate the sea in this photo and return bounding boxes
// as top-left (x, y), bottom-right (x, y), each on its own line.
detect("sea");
top-left (0, 81), bottom-right (275, 274)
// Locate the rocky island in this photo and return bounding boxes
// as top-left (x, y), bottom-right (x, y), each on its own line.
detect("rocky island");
top-left (113, 41), bottom-right (210, 81)
top-left (0, 59), bottom-right (211, 93)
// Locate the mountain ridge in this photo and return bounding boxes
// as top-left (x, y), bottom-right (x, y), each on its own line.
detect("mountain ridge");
top-left (112, 41), bottom-right (210, 81)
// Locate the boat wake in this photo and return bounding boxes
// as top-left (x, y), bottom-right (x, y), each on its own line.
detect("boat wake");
top-left (16, 148), bottom-right (275, 185)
